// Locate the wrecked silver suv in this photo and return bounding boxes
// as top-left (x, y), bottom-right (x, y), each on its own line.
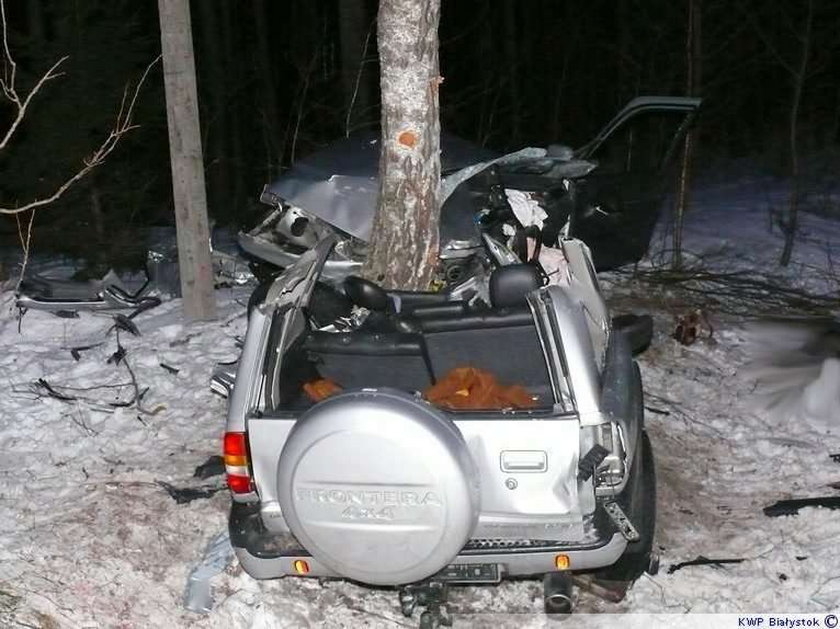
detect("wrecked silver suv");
top-left (221, 233), bottom-right (656, 618)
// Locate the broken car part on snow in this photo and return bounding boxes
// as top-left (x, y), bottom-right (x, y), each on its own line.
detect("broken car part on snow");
top-left (15, 232), bottom-right (255, 313)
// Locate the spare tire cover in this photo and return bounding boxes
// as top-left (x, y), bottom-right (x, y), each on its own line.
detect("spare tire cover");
top-left (277, 389), bottom-right (480, 585)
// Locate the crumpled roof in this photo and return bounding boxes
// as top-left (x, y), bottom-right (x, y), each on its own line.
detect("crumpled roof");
top-left (262, 132), bottom-right (498, 241)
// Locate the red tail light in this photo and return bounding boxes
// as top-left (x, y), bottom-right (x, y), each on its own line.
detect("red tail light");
top-left (223, 431), bottom-right (253, 494)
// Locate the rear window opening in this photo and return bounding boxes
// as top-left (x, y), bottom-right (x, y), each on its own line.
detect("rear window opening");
top-left (268, 307), bottom-right (556, 414)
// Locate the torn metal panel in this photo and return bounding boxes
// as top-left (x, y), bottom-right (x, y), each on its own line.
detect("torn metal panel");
top-left (262, 132), bottom-right (497, 242)
top-left (16, 244), bottom-right (255, 313)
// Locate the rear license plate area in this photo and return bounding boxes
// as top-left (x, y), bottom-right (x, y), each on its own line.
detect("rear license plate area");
top-left (437, 563), bottom-right (500, 584)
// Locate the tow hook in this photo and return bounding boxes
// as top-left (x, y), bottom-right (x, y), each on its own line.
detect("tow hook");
top-left (398, 581), bottom-right (452, 628)
top-left (604, 501), bottom-right (641, 542)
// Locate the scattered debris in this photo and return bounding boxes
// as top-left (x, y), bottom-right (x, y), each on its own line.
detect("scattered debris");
top-left (157, 480), bottom-right (224, 504)
top-left (571, 575), bottom-right (629, 602)
top-left (29, 378), bottom-right (139, 411)
top-left (830, 453), bottom-right (840, 464)
top-left (127, 297), bottom-right (162, 318)
top-left (110, 387), bottom-right (148, 409)
top-left (35, 378), bottom-right (77, 402)
top-left (160, 362), bottom-right (180, 375)
top-left (111, 313), bottom-right (140, 337)
top-left (69, 342), bottom-right (104, 362)
top-left (193, 455), bottom-right (224, 480)
top-left (763, 496), bottom-right (840, 517)
top-left (183, 531), bottom-right (235, 614)
top-left (667, 556), bottom-right (745, 574)
top-left (578, 444), bottom-right (610, 481)
top-left (107, 343), bottom-right (127, 366)
top-left (673, 309), bottom-right (713, 345)
top-left (398, 581), bottom-right (451, 628)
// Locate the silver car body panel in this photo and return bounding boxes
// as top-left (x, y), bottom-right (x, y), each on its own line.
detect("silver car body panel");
top-left (239, 228), bottom-right (361, 285)
top-left (226, 236), bottom-right (337, 438)
top-left (248, 412), bottom-right (592, 542)
top-left (260, 132), bottom-right (498, 242)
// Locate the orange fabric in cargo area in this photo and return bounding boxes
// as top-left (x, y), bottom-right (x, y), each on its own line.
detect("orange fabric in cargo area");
top-left (303, 378), bottom-right (343, 402)
top-left (302, 367), bottom-right (537, 410)
top-left (424, 366), bottom-right (537, 410)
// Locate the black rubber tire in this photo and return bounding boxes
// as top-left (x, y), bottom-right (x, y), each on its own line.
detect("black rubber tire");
top-left (633, 361), bottom-right (645, 429)
top-left (612, 313), bottom-right (654, 356)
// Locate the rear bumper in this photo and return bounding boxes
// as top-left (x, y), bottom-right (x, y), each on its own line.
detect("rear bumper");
top-left (229, 501), bottom-right (627, 581)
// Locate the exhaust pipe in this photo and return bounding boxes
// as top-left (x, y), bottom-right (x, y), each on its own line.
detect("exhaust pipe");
top-left (543, 572), bottom-right (574, 614)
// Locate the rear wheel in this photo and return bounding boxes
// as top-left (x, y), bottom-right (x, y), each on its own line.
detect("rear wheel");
top-left (612, 313), bottom-right (653, 356)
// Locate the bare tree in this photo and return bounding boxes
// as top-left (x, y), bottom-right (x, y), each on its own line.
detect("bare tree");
top-left (158, 0), bottom-right (216, 320)
top-left (362, 0), bottom-right (442, 290)
top-left (778, 0), bottom-right (814, 267)
top-left (0, 0), bottom-right (157, 286)
top-left (672, 0), bottom-right (702, 270)
top-left (742, 0), bottom-right (815, 267)
top-left (339, 0), bottom-right (375, 136)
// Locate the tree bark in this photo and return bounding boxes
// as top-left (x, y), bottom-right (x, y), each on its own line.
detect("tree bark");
top-left (672, 0), bottom-right (702, 270)
top-left (780, 0), bottom-right (813, 267)
top-left (158, 0), bottom-right (216, 320)
top-left (503, 0), bottom-right (521, 145)
top-left (196, 2), bottom-right (233, 220)
top-left (339, 0), bottom-right (373, 136)
top-left (253, 0), bottom-right (281, 178)
top-left (221, 1), bottom-right (245, 214)
top-left (362, 0), bottom-right (442, 290)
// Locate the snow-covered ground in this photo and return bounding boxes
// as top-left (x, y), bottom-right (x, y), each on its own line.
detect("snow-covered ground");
top-left (0, 175), bottom-right (838, 628)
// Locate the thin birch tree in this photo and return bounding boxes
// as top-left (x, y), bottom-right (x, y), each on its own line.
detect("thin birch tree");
top-left (362, 0), bottom-right (442, 290)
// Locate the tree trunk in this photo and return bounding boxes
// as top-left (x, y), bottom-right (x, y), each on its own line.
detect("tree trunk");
top-left (196, 2), bottom-right (232, 220)
top-left (158, 0), bottom-right (216, 320)
top-left (780, 0), bottom-right (813, 267)
top-left (221, 1), bottom-right (245, 217)
top-left (339, 0), bottom-right (373, 136)
top-left (672, 0), bottom-right (702, 270)
top-left (26, 0), bottom-right (44, 41)
top-left (503, 0), bottom-right (521, 145)
top-left (362, 0), bottom-right (442, 290)
top-left (253, 0), bottom-right (281, 178)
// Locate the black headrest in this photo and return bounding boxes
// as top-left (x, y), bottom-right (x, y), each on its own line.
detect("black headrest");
top-left (343, 275), bottom-right (390, 311)
top-left (489, 264), bottom-right (542, 308)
